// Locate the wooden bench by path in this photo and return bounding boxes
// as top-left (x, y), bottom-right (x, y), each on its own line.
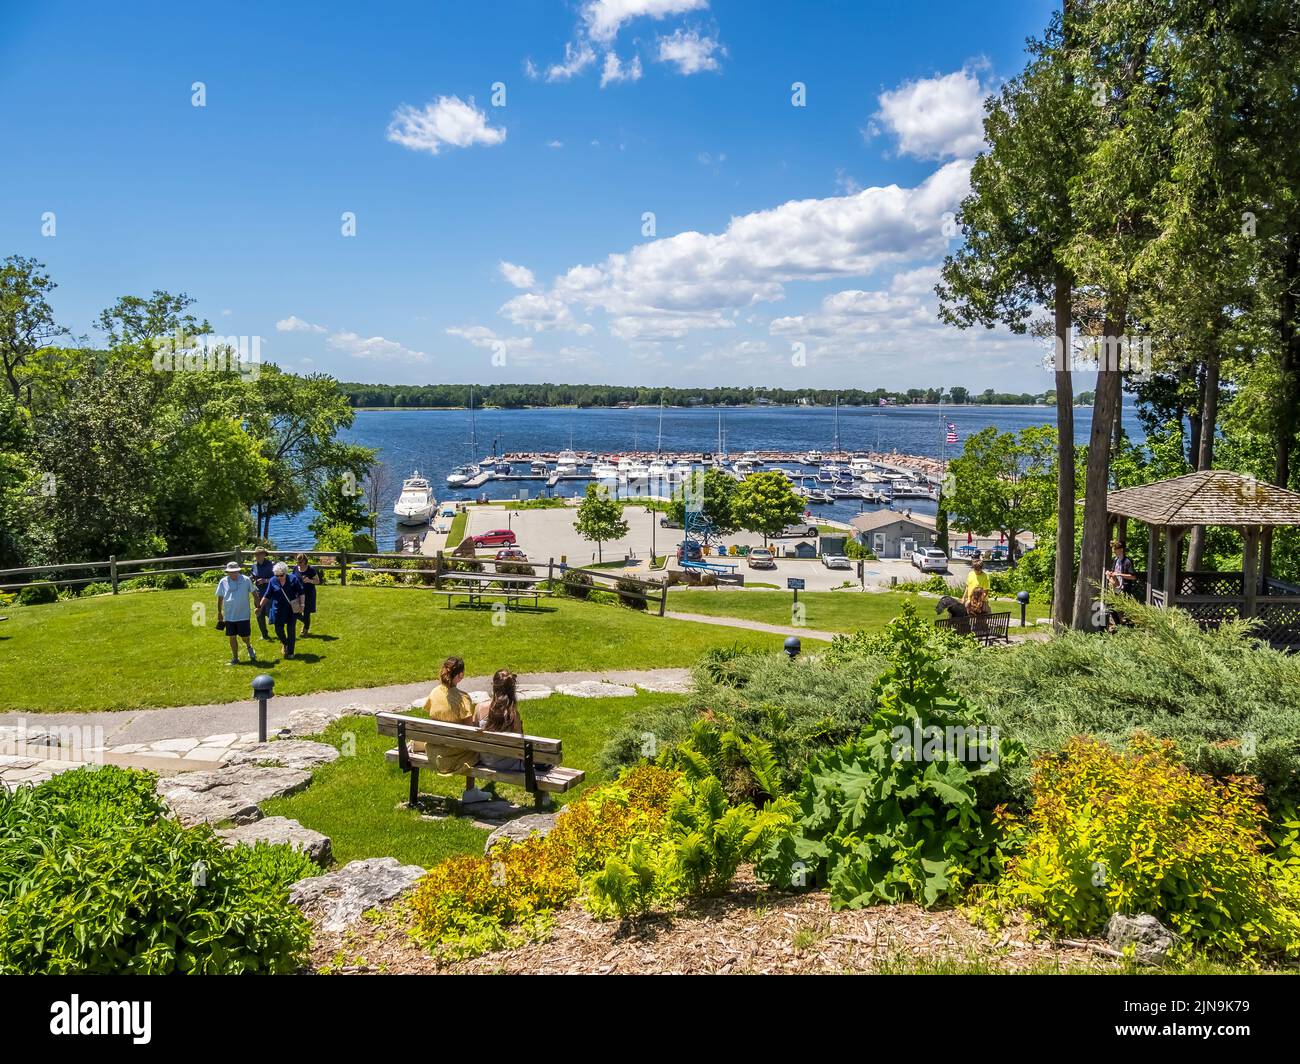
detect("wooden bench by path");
top-left (936, 611), bottom-right (1012, 646)
top-left (375, 712), bottom-right (585, 811)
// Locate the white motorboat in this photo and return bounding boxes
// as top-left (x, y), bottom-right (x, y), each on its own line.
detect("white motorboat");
top-left (393, 472), bottom-right (436, 524)
top-left (804, 450), bottom-right (823, 464)
top-left (445, 464), bottom-right (480, 487)
top-left (591, 458), bottom-right (619, 480)
top-left (556, 448), bottom-right (579, 475)
top-left (531, 460), bottom-right (550, 474)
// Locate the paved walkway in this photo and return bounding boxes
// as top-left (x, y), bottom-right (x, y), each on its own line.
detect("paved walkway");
top-left (0, 668), bottom-right (692, 748)
top-left (665, 611), bottom-right (842, 643)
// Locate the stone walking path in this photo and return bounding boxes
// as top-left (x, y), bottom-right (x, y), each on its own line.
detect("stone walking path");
top-left (0, 668), bottom-right (692, 788)
top-left (664, 611), bottom-right (842, 644)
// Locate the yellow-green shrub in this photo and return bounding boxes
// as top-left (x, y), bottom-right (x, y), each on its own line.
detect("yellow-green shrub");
top-left (994, 734), bottom-right (1300, 959)
top-left (405, 764), bottom-right (683, 956)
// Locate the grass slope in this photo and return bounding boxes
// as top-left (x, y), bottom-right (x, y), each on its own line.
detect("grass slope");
top-left (667, 588), bottom-right (1051, 633)
top-left (0, 587), bottom-right (801, 713)
top-left (263, 691), bottom-right (675, 867)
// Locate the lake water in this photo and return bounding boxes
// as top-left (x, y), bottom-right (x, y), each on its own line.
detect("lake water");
top-left (269, 403), bottom-right (1144, 550)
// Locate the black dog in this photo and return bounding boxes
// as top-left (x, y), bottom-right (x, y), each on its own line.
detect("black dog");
top-left (935, 595), bottom-right (967, 619)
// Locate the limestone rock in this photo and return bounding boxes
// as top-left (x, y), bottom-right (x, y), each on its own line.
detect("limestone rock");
top-left (484, 812), bottom-right (560, 854)
top-left (225, 739), bottom-right (340, 771)
top-left (289, 857), bottom-right (426, 931)
top-left (1105, 913), bottom-right (1180, 965)
top-left (218, 816), bottom-right (333, 865)
top-left (156, 764), bottom-right (311, 825)
top-left (554, 680), bottom-right (636, 698)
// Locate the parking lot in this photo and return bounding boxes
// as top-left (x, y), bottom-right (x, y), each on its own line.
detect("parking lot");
top-left (434, 503), bottom-right (962, 592)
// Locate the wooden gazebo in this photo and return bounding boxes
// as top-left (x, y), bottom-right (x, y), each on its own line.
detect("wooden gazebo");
top-left (1105, 471), bottom-right (1300, 648)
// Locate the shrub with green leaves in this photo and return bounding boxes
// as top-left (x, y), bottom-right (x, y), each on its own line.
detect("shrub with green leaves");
top-left (16, 583), bottom-right (57, 606)
top-left (0, 766), bottom-right (314, 974)
top-left (951, 602), bottom-right (1300, 811)
top-left (990, 735), bottom-right (1300, 960)
top-left (584, 776), bottom-right (793, 919)
top-left (759, 604), bottom-right (1018, 908)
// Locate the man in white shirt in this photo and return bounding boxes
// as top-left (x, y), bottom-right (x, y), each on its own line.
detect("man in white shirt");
top-left (216, 561), bottom-right (258, 665)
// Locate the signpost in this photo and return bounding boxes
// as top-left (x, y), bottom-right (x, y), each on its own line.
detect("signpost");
top-left (787, 576), bottom-right (805, 607)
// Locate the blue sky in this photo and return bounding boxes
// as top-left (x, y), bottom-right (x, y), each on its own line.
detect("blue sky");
top-left (0, 0), bottom-right (1061, 390)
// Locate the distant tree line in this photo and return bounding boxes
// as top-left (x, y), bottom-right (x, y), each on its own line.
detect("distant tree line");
top-left (337, 382), bottom-right (1061, 409)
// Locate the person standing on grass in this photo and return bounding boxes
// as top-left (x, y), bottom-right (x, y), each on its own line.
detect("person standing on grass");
top-left (250, 546), bottom-right (276, 640)
top-left (215, 561), bottom-right (257, 666)
top-left (294, 552), bottom-right (321, 636)
top-left (258, 561), bottom-right (305, 660)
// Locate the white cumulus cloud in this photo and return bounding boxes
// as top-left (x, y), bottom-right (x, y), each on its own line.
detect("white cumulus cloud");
top-left (600, 51), bottom-right (643, 87)
top-left (581, 0), bottom-right (709, 43)
top-left (546, 41), bottom-right (597, 81)
top-left (871, 67), bottom-right (990, 161)
top-left (386, 96), bottom-right (506, 155)
top-left (656, 28), bottom-right (724, 75)
top-left (275, 316), bottom-right (326, 333)
top-left (499, 262), bottom-right (537, 290)
top-left (326, 331), bottom-right (428, 363)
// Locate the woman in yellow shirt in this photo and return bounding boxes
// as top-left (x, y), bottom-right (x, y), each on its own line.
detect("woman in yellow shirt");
top-left (416, 657), bottom-right (486, 797)
top-left (962, 556), bottom-right (990, 606)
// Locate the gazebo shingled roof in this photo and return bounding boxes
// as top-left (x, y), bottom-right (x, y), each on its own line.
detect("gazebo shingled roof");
top-left (1106, 470), bottom-right (1300, 527)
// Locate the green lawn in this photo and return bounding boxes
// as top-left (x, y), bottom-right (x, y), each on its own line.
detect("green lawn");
top-left (667, 588), bottom-right (1052, 633)
top-left (263, 691), bottom-right (674, 867)
top-left (446, 511), bottom-right (468, 544)
top-left (0, 586), bottom-right (801, 713)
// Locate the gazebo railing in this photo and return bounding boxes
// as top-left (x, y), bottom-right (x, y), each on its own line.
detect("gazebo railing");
top-left (1178, 570), bottom-right (1244, 597)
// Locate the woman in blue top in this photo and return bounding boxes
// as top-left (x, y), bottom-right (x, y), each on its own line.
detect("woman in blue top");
top-left (258, 561), bottom-right (305, 660)
top-left (294, 553), bottom-right (321, 635)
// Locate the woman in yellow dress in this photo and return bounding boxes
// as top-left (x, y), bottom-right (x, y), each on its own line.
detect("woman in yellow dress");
top-left (416, 656), bottom-right (492, 803)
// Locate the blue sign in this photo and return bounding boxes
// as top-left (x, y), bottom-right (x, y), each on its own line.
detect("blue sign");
top-left (787, 578), bottom-right (806, 590)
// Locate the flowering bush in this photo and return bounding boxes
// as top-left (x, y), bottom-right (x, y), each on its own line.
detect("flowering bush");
top-left (993, 734), bottom-right (1300, 959)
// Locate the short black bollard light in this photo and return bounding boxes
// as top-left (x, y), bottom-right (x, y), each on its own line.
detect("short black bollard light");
top-left (1016, 590), bottom-right (1030, 627)
top-left (252, 674), bottom-right (275, 742)
top-left (784, 636), bottom-right (801, 659)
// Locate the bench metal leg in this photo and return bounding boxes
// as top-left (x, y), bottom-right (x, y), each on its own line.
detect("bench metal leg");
top-left (408, 766), bottom-right (420, 807)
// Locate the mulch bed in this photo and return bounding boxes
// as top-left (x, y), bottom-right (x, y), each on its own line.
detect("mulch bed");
top-left (307, 870), bottom-right (1118, 975)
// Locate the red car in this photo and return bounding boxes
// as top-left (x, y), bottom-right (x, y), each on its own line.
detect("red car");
top-left (472, 528), bottom-right (517, 547)
top-left (495, 547), bottom-right (528, 562)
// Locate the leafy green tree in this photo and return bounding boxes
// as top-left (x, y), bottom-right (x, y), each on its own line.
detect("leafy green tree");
top-left (0, 256), bottom-right (68, 404)
top-left (667, 467), bottom-right (738, 536)
top-left (938, 4), bottom-right (1090, 627)
top-left (946, 426), bottom-right (1057, 567)
top-left (309, 474), bottom-right (371, 542)
top-left (96, 291), bottom-right (210, 349)
top-left (243, 368), bottom-right (375, 541)
top-left (155, 416), bottom-right (266, 553)
top-left (730, 471), bottom-right (803, 545)
top-left (573, 483), bottom-right (629, 563)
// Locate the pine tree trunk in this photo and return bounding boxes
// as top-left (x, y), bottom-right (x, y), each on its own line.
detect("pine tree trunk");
top-left (1072, 308), bottom-right (1127, 629)
top-left (1265, 233), bottom-right (1299, 579)
top-left (1186, 348), bottom-right (1219, 571)
top-left (1052, 264), bottom-right (1076, 629)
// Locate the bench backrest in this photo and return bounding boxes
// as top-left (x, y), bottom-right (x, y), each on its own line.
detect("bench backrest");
top-left (376, 711), bottom-right (563, 761)
top-left (936, 611), bottom-right (1011, 639)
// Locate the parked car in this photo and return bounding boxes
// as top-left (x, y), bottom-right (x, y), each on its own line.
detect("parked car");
top-left (747, 547), bottom-right (776, 569)
top-left (676, 539), bottom-right (703, 563)
top-left (777, 523), bottom-right (820, 538)
top-left (912, 548), bottom-right (949, 572)
top-left (659, 515), bottom-right (683, 529)
top-left (495, 547), bottom-right (528, 562)
top-left (821, 553), bottom-right (851, 570)
top-left (471, 528), bottom-right (517, 547)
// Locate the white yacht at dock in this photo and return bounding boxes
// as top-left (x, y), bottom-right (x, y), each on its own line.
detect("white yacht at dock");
top-left (394, 472), bottom-right (436, 524)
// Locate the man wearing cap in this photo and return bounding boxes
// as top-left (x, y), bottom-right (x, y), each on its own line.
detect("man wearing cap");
top-left (250, 547), bottom-right (275, 640)
top-left (216, 561), bottom-right (258, 665)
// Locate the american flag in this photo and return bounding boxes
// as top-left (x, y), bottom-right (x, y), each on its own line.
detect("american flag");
top-left (945, 421), bottom-right (958, 445)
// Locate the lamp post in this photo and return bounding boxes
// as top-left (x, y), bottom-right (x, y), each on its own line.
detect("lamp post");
top-left (1016, 590), bottom-right (1030, 627)
top-left (252, 674), bottom-right (275, 742)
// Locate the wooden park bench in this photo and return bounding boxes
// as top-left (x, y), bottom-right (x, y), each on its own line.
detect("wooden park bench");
top-left (375, 712), bottom-right (585, 810)
top-left (936, 611), bottom-right (1012, 646)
